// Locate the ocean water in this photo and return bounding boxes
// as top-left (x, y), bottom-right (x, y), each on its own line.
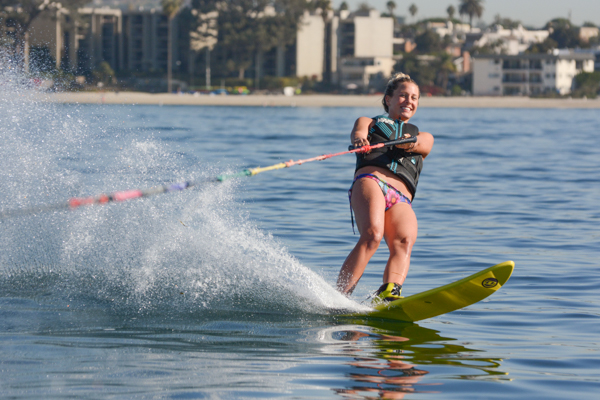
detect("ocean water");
top-left (1, 78), bottom-right (599, 398)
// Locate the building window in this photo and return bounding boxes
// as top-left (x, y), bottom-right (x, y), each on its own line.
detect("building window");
top-left (530, 73), bottom-right (542, 83)
top-left (530, 60), bottom-right (542, 70)
top-left (503, 60), bottom-right (522, 70)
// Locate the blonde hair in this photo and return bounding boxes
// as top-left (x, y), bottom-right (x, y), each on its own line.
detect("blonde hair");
top-left (382, 72), bottom-right (419, 113)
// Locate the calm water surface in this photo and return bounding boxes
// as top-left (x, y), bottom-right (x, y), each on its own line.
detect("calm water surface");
top-left (0, 87), bottom-right (599, 398)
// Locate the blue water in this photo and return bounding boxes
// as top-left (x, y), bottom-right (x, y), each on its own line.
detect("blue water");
top-left (1, 79), bottom-right (600, 398)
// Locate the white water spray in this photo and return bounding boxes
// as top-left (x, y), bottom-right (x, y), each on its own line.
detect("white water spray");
top-left (0, 52), bottom-right (363, 318)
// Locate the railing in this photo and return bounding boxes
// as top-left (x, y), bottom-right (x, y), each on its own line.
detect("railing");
top-left (502, 77), bottom-right (526, 83)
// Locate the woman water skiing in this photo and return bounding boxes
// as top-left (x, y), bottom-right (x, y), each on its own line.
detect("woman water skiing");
top-left (337, 73), bottom-right (434, 302)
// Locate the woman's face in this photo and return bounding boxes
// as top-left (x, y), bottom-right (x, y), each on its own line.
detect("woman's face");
top-left (385, 82), bottom-right (420, 121)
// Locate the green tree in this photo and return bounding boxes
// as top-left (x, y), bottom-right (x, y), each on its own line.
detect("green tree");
top-left (386, 1), bottom-right (396, 16)
top-left (312, 0), bottom-right (333, 83)
top-left (357, 2), bottom-right (371, 12)
top-left (493, 14), bottom-right (521, 29)
top-left (414, 30), bottom-right (443, 53)
top-left (394, 53), bottom-right (436, 87)
top-left (93, 61), bottom-right (116, 86)
top-left (436, 52), bottom-right (456, 92)
top-left (193, 0), bottom-right (309, 80)
top-left (459, 0), bottom-right (484, 29)
top-left (572, 71), bottom-right (600, 98)
top-left (525, 37), bottom-right (558, 53)
top-left (447, 5), bottom-right (455, 21)
top-left (162, 0), bottom-right (184, 92)
top-left (409, 3), bottom-right (418, 21)
top-left (545, 18), bottom-right (583, 48)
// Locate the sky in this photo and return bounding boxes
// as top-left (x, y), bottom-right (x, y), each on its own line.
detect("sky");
top-left (334, 0), bottom-right (600, 28)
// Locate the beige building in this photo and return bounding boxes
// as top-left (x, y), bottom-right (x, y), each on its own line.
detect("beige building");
top-left (473, 51), bottom-right (595, 96)
top-left (295, 12), bottom-right (326, 80)
top-left (337, 9), bottom-right (394, 91)
top-left (293, 9), bottom-right (394, 91)
top-left (579, 26), bottom-right (599, 43)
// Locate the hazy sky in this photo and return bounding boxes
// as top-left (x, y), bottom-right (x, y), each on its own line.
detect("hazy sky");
top-left (334, 0), bottom-right (600, 28)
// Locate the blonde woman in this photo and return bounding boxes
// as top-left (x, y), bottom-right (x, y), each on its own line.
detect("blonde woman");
top-left (337, 73), bottom-right (434, 302)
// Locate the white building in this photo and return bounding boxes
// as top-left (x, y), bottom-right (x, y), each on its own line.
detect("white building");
top-left (293, 9), bottom-right (395, 91)
top-left (468, 25), bottom-right (549, 55)
top-left (429, 21), bottom-right (474, 39)
top-left (336, 9), bottom-right (394, 91)
top-left (295, 12), bottom-right (326, 80)
top-left (472, 51), bottom-right (595, 96)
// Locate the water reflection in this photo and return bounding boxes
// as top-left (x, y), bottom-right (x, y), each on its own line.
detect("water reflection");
top-left (324, 318), bottom-right (507, 398)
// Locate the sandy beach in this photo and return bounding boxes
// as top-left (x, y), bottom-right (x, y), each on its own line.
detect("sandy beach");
top-left (44, 91), bottom-right (600, 108)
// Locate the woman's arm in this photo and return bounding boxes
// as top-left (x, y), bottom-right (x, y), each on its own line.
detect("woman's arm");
top-left (396, 131), bottom-right (434, 159)
top-left (350, 117), bottom-right (373, 147)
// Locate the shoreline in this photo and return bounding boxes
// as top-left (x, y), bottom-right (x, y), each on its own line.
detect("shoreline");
top-left (43, 91), bottom-right (600, 108)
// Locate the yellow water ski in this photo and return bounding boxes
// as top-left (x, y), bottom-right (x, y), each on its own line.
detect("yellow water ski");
top-left (357, 261), bottom-right (514, 322)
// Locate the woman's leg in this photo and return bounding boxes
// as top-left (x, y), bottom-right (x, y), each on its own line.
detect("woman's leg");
top-left (337, 178), bottom-right (386, 295)
top-left (382, 203), bottom-right (418, 286)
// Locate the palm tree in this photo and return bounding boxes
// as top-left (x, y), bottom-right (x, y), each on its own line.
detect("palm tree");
top-left (459, 0), bottom-right (484, 29)
top-left (409, 3), bottom-right (418, 21)
top-left (447, 5), bottom-right (455, 21)
top-left (386, 1), bottom-right (397, 16)
top-left (162, 0), bottom-right (183, 93)
top-left (436, 52), bottom-right (456, 93)
top-left (313, 0), bottom-right (332, 82)
top-left (357, 2), bottom-right (371, 13)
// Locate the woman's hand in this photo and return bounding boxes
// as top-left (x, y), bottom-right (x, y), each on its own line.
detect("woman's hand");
top-left (350, 117), bottom-right (373, 151)
top-left (352, 136), bottom-right (370, 148)
top-left (395, 133), bottom-right (417, 152)
top-left (395, 131), bottom-right (434, 158)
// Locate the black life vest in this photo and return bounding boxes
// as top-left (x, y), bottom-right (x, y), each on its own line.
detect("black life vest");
top-left (355, 115), bottom-right (423, 197)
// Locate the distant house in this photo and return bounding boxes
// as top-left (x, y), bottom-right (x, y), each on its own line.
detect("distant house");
top-left (467, 24), bottom-right (549, 55)
top-left (472, 50), bottom-right (595, 96)
top-left (579, 26), bottom-right (599, 43)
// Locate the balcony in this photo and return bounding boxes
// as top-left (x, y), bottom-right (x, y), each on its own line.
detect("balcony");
top-left (502, 60), bottom-right (543, 70)
top-left (502, 75), bottom-right (526, 83)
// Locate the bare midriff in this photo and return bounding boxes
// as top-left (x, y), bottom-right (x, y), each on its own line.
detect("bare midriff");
top-left (354, 165), bottom-right (413, 202)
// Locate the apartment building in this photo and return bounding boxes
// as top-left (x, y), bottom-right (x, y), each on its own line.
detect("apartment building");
top-left (295, 12), bottom-right (326, 80)
top-left (472, 51), bottom-right (594, 96)
top-left (337, 9), bottom-right (394, 91)
top-left (76, 7), bottom-right (123, 73)
top-left (292, 9), bottom-right (394, 90)
top-left (25, 5), bottom-right (185, 76)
